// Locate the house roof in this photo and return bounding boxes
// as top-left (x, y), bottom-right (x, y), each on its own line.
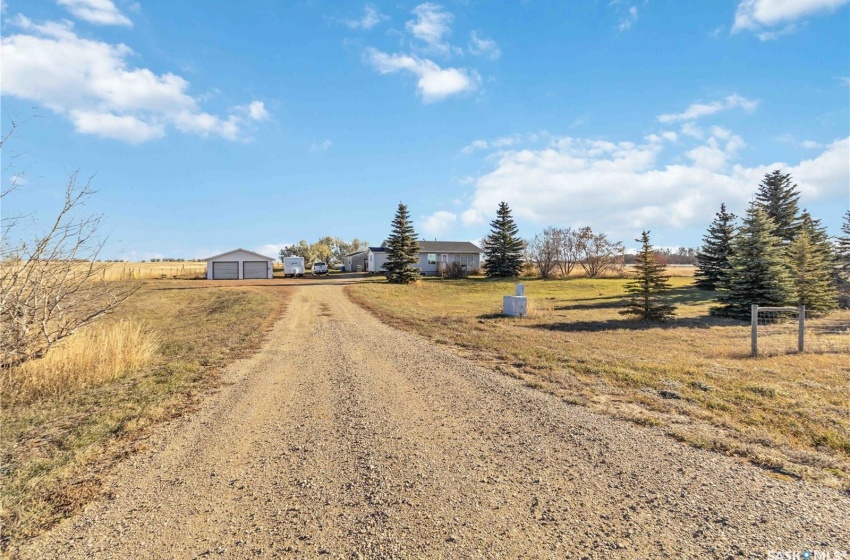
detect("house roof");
top-left (204, 248), bottom-right (275, 261)
top-left (345, 250), bottom-right (368, 257)
top-left (418, 241), bottom-right (482, 253)
top-left (368, 242), bottom-right (482, 254)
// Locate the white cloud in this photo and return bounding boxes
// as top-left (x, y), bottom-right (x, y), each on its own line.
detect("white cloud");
top-left (254, 244), bottom-right (291, 258)
top-left (838, 76), bottom-right (850, 86)
top-left (346, 4), bottom-right (388, 30)
top-left (657, 94), bottom-right (759, 123)
top-left (9, 173), bottom-right (27, 186)
top-left (406, 3), bottom-right (454, 55)
top-left (458, 129), bottom-right (849, 239)
top-left (755, 24), bottom-right (799, 40)
top-left (733, 0), bottom-right (848, 34)
top-left (71, 109), bottom-right (164, 142)
top-left (1, 17), bottom-right (268, 142)
top-left (57, 0), bottom-right (132, 26)
top-left (421, 210), bottom-right (458, 236)
top-left (461, 132), bottom-right (545, 155)
top-left (777, 134), bottom-right (825, 150)
top-left (618, 5), bottom-right (639, 31)
top-left (311, 139), bottom-right (332, 151)
top-left (244, 101), bottom-right (269, 121)
top-left (461, 139), bottom-right (489, 154)
top-left (468, 31), bottom-right (501, 60)
top-left (461, 208), bottom-right (485, 227)
top-left (685, 129), bottom-right (745, 171)
top-left (365, 48), bottom-right (479, 102)
top-left (680, 122), bottom-right (704, 139)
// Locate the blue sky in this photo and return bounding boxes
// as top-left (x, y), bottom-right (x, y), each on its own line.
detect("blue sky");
top-left (2, 0), bottom-right (848, 259)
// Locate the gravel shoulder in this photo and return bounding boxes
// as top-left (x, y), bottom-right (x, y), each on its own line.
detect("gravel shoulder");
top-left (17, 282), bottom-right (850, 559)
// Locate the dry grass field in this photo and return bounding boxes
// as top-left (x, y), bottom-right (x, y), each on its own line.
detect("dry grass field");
top-left (97, 261), bottom-right (207, 280)
top-left (1, 279), bottom-right (290, 549)
top-left (346, 275), bottom-right (850, 489)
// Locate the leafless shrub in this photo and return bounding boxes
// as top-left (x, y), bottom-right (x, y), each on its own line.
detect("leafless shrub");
top-left (1, 132), bottom-right (138, 368)
top-left (442, 261), bottom-right (467, 278)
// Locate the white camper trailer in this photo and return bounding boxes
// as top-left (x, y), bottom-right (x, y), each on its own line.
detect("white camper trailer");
top-left (283, 256), bottom-right (305, 277)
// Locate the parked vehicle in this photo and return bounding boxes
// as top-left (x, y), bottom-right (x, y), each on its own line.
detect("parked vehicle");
top-left (312, 262), bottom-right (329, 276)
top-left (283, 257), bottom-right (305, 277)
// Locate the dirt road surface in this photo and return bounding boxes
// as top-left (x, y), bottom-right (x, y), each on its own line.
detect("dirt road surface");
top-left (19, 282), bottom-right (850, 559)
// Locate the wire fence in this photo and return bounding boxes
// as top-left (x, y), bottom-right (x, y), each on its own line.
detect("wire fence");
top-left (753, 305), bottom-right (850, 356)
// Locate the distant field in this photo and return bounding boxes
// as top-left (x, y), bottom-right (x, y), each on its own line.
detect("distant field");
top-left (97, 261), bottom-right (207, 280)
top-left (1, 279), bottom-right (290, 547)
top-left (347, 275), bottom-right (850, 489)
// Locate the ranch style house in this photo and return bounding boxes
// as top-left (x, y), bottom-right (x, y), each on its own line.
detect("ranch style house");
top-left (366, 241), bottom-right (482, 275)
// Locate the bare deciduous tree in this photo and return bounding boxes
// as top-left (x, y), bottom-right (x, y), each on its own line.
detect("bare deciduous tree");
top-left (576, 226), bottom-right (624, 278)
top-left (1, 130), bottom-right (137, 368)
top-left (555, 227), bottom-right (580, 277)
top-left (527, 227), bottom-right (560, 279)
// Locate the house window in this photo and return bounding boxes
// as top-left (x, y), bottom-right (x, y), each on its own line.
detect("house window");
top-left (451, 254), bottom-right (473, 268)
top-left (427, 253), bottom-right (437, 265)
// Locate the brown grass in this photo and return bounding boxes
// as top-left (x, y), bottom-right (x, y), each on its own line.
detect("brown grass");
top-left (98, 261), bottom-right (207, 280)
top-left (1, 279), bottom-right (290, 550)
top-left (5, 321), bottom-right (159, 402)
top-left (346, 275), bottom-right (850, 489)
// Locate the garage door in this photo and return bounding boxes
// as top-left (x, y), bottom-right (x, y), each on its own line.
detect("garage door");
top-left (243, 261), bottom-right (268, 279)
top-left (212, 261), bottom-right (239, 280)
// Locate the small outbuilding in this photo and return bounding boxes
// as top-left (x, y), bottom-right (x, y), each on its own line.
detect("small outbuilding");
top-left (205, 248), bottom-right (274, 280)
top-left (343, 250), bottom-right (368, 272)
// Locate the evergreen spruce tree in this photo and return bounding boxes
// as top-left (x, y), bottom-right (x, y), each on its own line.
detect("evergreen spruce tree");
top-left (712, 205), bottom-right (793, 319)
top-left (384, 203), bottom-right (420, 284)
top-left (787, 225), bottom-right (838, 313)
top-left (694, 203), bottom-right (736, 290)
top-left (834, 210), bottom-right (850, 307)
top-left (753, 170), bottom-right (801, 243)
top-left (482, 202), bottom-right (524, 277)
top-left (620, 231), bottom-right (676, 320)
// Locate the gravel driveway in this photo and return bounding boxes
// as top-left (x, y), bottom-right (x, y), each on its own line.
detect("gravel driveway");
top-left (18, 283), bottom-right (850, 559)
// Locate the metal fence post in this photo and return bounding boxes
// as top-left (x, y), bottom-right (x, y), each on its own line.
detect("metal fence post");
top-left (798, 305), bottom-right (805, 353)
top-left (751, 304), bottom-right (758, 357)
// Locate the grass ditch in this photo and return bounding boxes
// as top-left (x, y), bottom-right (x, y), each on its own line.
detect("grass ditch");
top-left (346, 276), bottom-right (850, 489)
top-left (1, 280), bottom-right (290, 550)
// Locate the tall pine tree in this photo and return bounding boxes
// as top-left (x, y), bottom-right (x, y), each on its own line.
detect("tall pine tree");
top-left (482, 202), bottom-right (524, 277)
top-left (384, 203), bottom-right (421, 284)
top-left (835, 210), bottom-right (850, 308)
top-left (694, 203), bottom-right (736, 290)
top-left (787, 225), bottom-right (838, 313)
top-left (753, 170), bottom-right (801, 243)
top-left (621, 231), bottom-right (676, 321)
top-left (712, 205), bottom-right (793, 319)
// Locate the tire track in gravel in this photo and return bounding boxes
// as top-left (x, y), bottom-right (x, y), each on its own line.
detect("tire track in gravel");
top-left (16, 282), bottom-right (850, 559)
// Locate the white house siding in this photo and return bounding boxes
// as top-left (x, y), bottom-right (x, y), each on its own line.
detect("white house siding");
top-left (368, 250), bottom-right (389, 273)
top-left (418, 252), bottom-right (480, 275)
top-left (205, 249), bottom-right (274, 280)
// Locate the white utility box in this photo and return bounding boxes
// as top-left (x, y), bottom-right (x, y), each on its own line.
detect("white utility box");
top-left (503, 295), bottom-right (527, 317)
top-left (515, 283), bottom-right (525, 296)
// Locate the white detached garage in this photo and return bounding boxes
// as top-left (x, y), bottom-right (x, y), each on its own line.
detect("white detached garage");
top-left (205, 249), bottom-right (274, 280)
